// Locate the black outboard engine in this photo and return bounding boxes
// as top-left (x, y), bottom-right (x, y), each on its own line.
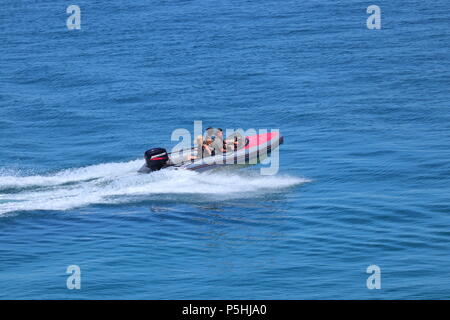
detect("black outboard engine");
top-left (144, 148), bottom-right (169, 171)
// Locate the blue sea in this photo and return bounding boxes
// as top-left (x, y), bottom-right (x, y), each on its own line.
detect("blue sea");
top-left (1, 0), bottom-right (449, 299)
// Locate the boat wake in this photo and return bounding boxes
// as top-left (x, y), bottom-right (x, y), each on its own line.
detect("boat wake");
top-left (0, 160), bottom-right (309, 215)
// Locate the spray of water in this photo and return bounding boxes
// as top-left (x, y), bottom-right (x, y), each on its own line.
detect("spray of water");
top-left (0, 159), bottom-right (309, 215)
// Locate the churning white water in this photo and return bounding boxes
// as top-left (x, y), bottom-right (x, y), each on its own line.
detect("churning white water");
top-left (0, 160), bottom-right (309, 214)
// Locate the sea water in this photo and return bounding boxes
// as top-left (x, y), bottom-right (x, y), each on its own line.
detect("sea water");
top-left (0, 0), bottom-right (449, 299)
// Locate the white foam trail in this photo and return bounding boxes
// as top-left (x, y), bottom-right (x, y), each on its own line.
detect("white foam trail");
top-left (0, 160), bottom-right (309, 215)
top-left (0, 159), bottom-right (143, 189)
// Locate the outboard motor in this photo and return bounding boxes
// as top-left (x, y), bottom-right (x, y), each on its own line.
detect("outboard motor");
top-left (144, 148), bottom-right (169, 171)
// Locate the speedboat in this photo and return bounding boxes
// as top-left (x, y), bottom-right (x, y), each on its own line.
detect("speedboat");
top-left (138, 131), bottom-right (284, 174)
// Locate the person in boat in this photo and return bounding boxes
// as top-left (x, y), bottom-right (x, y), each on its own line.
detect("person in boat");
top-left (224, 132), bottom-right (244, 151)
top-left (187, 135), bottom-right (213, 160)
top-left (199, 135), bottom-right (213, 158)
top-left (225, 137), bottom-right (237, 151)
top-left (210, 128), bottom-right (227, 155)
top-left (204, 127), bottom-right (215, 141)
